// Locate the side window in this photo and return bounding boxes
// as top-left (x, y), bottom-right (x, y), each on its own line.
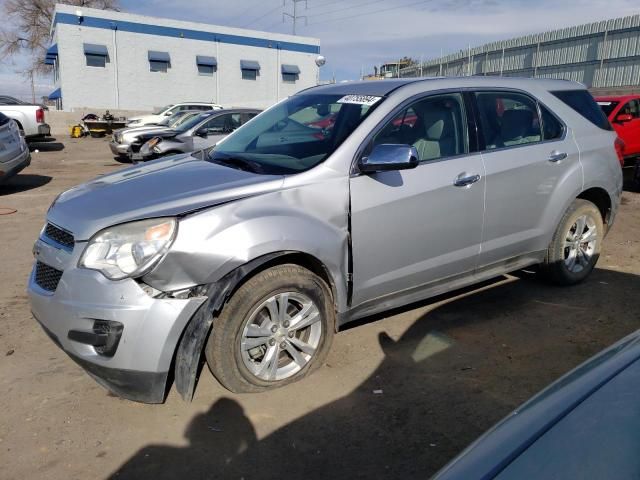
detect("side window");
top-left (623, 100), bottom-right (640, 119)
top-left (243, 113), bottom-right (259, 123)
top-left (541, 105), bottom-right (564, 141)
top-left (551, 90), bottom-right (612, 131)
top-left (201, 114), bottom-right (241, 133)
top-left (371, 93), bottom-right (468, 162)
top-left (475, 92), bottom-right (541, 150)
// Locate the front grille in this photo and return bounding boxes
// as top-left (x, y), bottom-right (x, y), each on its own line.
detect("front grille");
top-left (35, 261), bottom-right (63, 292)
top-left (44, 223), bottom-right (74, 249)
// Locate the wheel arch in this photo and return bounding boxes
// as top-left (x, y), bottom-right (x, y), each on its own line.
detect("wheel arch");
top-left (172, 250), bottom-right (339, 402)
top-left (577, 187), bottom-right (612, 225)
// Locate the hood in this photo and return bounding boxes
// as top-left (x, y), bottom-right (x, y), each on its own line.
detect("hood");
top-left (138, 130), bottom-right (179, 142)
top-left (124, 127), bottom-right (175, 141)
top-left (48, 154), bottom-right (284, 240)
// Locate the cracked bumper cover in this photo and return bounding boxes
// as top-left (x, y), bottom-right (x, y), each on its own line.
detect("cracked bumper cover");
top-left (28, 254), bottom-right (206, 403)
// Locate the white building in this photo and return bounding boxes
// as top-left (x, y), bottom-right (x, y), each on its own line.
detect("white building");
top-left (45, 4), bottom-right (321, 111)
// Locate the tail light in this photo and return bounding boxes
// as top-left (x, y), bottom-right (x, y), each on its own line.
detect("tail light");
top-left (614, 137), bottom-right (625, 167)
top-left (36, 108), bottom-right (45, 124)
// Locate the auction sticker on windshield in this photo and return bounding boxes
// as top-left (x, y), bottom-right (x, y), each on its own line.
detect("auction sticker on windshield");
top-left (337, 95), bottom-right (382, 106)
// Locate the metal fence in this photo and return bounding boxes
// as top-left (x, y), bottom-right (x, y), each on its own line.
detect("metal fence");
top-left (401, 15), bottom-right (640, 90)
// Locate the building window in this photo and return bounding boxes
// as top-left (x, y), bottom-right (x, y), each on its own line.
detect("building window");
top-left (86, 54), bottom-right (106, 68)
top-left (240, 60), bottom-right (260, 81)
top-left (196, 55), bottom-right (217, 76)
top-left (148, 51), bottom-right (171, 73)
top-left (83, 43), bottom-right (108, 68)
top-left (281, 64), bottom-right (300, 83)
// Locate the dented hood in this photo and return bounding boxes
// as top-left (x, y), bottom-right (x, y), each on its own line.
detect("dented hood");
top-left (48, 154), bottom-right (284, 240)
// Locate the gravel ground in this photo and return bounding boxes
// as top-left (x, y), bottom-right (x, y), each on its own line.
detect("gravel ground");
top-left (1, 137), bottom-right (639, 479)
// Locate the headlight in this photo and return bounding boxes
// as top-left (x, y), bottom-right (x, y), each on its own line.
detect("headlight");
top-left (79, 218), bottom-right (177, 280)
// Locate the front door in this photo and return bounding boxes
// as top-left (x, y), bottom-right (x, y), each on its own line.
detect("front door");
top-left (350, 92), bottom-right (485, 307)
top-left (614, 99), bottom-right (640, 156)
top-left (193, 113), bottom-right (242, 150)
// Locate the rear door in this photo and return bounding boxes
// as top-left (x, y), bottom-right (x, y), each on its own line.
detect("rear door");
top-left (474, 90), bottom-right (580, 267)
top-left (350, 92), bottom-right (486, 306)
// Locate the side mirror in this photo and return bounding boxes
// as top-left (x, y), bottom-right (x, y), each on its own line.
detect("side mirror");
top-left (164, 111), bottom-right (172, 116)
top-left (615, 113), bottom-right (633, 123)
top-left (196, 129), bottom-right (208, 138)
top-left (359, 144), bottom-right (419, 173)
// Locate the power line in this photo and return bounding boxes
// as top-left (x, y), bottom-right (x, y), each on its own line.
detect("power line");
top-left (306, 0), bottom-right (354, 9)
top-left (242, 2), bottom-right (282, 28)
top-left (308, 0), bottom-right (387, 18)
top-left (307, 0), bottom-right (433, 26)
top-left (230, 0), bottom-right (265, 23)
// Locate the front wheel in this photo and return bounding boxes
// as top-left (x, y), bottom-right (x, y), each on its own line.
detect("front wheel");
top-left (541, 199), bottom-right (604, 285)
top-left (205, 264), bottom-right (335, 393)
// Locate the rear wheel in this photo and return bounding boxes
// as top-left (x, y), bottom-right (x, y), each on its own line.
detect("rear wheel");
top-left (542, 199), bottom-right (603, 285)
top-left (205, 264), bottom-right (335, 393)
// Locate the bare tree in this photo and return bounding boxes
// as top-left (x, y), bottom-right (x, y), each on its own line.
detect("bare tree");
top-left (0, 0), bottom-right (119, 75)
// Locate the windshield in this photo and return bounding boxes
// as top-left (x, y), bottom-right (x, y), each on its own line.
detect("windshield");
top-left (153, 104), bottom-right (174, 115)
top-left (597, 100), bottom-right (620, 117)
top-left (175, 113), bottom-right (211, 133)
top-left (160, 111), bottom-right (190, 127)
top-left (207, 93), bottom-right (382, 174)
top-left (158, 112), bottom-right (180, 126)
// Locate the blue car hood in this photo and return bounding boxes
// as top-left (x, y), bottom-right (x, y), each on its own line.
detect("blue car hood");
top-left (48, 154), bottom-right (284, 240)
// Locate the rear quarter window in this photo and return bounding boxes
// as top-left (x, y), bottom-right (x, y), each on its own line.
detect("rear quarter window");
top-left (551, 90), bottom-right (613, 131)
top-left (0, 112), bottom-right (9, 126)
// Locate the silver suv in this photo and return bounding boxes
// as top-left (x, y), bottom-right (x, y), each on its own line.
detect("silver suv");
top-left (28, 78), bottom-right (622, 403)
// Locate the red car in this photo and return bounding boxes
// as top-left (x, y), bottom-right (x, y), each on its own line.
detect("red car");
top-left (596, 95), bottom-right (640, 164)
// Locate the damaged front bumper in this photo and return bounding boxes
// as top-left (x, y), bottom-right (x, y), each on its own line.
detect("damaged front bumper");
top-left (27, 237), bottom-right (206, 403)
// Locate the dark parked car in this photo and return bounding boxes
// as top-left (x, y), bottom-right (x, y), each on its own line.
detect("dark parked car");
top-left (434, 329), bottom-right (640, 479)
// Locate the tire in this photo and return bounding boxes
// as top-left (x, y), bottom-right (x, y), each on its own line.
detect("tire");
top-left (633, 159), bottom-right (640, 192)
top-left (541, 199), bottom-right (603, 285)
top-left (205, 264), bottom-right (335, 393)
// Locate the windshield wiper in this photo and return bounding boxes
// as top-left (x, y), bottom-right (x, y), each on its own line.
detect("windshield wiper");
top-left (212, 156), bottom-right (264, 174)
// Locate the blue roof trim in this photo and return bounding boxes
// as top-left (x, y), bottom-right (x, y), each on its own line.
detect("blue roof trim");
top-left (240, 60), bottom-right (260, 70)
top-left (281, 64), bottom-right (300, 74)
top-left (83, 43), bottom-right (108, 56)
top-left (54, 12), bottom-right (320, 54)
top-left (48, 88), bottom-right (61, 100)
top-left (196, 55), bottom-right (217, 66)
top-left (148, 51), bottom-right (170, 62)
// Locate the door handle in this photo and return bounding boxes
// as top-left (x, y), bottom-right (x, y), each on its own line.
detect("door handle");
top-left (548, 150), bottom-right (567, 162)
top-left (454, 173), bottom-right (481, 187)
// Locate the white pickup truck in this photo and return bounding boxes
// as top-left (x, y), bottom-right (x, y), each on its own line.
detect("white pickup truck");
top-left (0, 99), bottom-right (51, 140)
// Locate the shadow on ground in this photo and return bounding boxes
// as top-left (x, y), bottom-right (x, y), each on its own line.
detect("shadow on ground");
top-left (29, 138), bottom-right (65, 152)
top-left (108, 267), bottom-right (640, 479)
top-left (0, 174), bottom-right (52, 195)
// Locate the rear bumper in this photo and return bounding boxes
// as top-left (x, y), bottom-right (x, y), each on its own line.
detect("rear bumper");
top-left (25, 123), bottom-right (51, 140)
top-left (0, 144), bottom-right (31, 183)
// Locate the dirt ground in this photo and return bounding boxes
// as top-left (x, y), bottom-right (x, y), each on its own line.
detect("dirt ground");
top-left (1, 137), bottom-right (639, 480)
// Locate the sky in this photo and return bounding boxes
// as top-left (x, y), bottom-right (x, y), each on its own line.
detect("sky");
top-left (1, 0), bottom-right (639, 100)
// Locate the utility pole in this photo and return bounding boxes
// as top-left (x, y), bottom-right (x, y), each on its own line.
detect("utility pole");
top-left (283, 0), bottom-right (307, 35)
